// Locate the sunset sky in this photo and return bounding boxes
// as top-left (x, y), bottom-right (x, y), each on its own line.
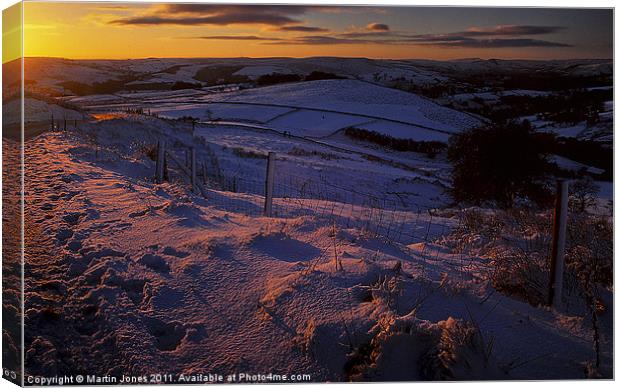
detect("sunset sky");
top-left (6, 2), bottom-right (614, 62)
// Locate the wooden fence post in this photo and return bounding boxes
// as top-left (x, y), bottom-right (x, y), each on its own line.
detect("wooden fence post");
top-left (264, 152), bottom-right (276, 217)
top-left (156, 140), bottom-right (165, 183)
top-left (548, 179), bottom-right (569, 308)
top-left (190, 147), bottom-right (197, 192)
top-left (202, 162), bottom-right (208, 185)
top-left (163, 152), bottom-right (168, 181)
top-left (155, 140), bottom-right (160, 181)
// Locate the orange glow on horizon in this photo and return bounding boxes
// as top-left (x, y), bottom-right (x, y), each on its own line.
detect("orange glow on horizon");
top-left (18, 2), bottom-right (609, 62)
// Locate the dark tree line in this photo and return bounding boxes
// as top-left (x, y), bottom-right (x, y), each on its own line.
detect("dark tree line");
top-left (344, 127), bottom-right (446, 158)
top-left (257, 71), bottom-right (345, 86)
top-left (457, 89), bottom-right (610, 125)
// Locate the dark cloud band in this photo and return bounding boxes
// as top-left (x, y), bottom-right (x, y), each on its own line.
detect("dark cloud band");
top-left (278, 26), bottom-right (330, 32)
top-left (111, 14), bottom-right (299, 26)
top-left (182, 35), bottom-right (283, 41)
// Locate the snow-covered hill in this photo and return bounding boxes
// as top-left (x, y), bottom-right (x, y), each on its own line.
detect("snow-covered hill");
top-left (17, 118), bottom-right (612, 380)
top-left (11, 57), bottom-right (611, 97)
top-left (198, 79), bottom-right (482, 133)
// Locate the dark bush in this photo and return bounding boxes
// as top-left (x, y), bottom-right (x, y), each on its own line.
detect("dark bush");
top-left (344, 127), bottom-right (446, 158)
top-left (257, 73), bottom-right (302, 86)
top-left (447, 121), bottom-right (554, 208)
top-left (304, 71), bottom-right (346, 81)
top-left (171, 81), bottom-right (202, 90)
top-left (193, 66), bottom-right (250, 85)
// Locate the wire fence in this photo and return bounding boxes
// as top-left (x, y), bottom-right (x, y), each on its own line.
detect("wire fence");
top-left (160, 137), bottom-right (598, 310)
top-left (60, 120), bottom-right (613, 314)
top-left (58, 121), bottom-right (558, 261)
top-left (160, 141), bottom-right (477, 248)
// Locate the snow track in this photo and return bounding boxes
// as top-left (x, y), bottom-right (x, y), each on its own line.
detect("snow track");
top-left (20, 130), bottom-right (612, 380)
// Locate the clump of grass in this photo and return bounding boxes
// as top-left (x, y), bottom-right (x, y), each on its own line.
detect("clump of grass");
top-left (232, 147), bottom-right (267, 159)
top-left (140, 143), bottom-right (158, 161)
top-left (446, 206), bottom-right (612, 370)
top-left (345, 312), bottom-right (502, 381)
top-left (288, 146), bottom-right (340, 160)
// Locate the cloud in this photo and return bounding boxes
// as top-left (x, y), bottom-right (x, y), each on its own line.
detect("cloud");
top-left (264, 36), bottom-right (373, 45)
top-left (110, 9), bottom-right (573, 50)
top-left (111, 14), bottom-right (298, 26)
top-left (278, 26), bottom-right (330, 32)
top-left (108, 4), bottom-right (390, 27)
top-left (334, 24), bottom-right (570, 48)
top-left (463, 25), bottom-right (565, 36)
top-left (110, 4), bottom-right (314, 26)
top-left (338, 31), bottom-right (403, 39)
top-left (160, 4), bottom-right (311, 16)
top-left (403, 25), bottom-right (565, 40)
top-left (366, 23), bottom-right (390, 31)
top-left (265, 34), bottom-right (571, 48)
top-left (403, 25), bottom-right (572, 48)
top-left (426, 38), bottom-right (572, 48)
top-left (182, 35), bottom-right (282, 41)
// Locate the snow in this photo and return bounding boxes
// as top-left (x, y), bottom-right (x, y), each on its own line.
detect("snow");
top-left (154, 103), bottom-right (292, 124)
top-left (539, 123), bottom-right (589, 138)
top-left (9, 56), bottom-right (613, 381)
top-left (3, 97), bottom-right (84, 125)
top-left (198, 79), bottom-right (481, 134)
top-left (14, 111), bottom-right (611, 380)
top-left (266, 110), bottom-right (372, 138)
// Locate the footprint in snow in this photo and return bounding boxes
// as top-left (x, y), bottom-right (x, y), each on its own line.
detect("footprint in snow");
top-left (60, 173), bottom-right (83, 183)
top-left (143, 317), bottom-right (186, 352)
top-left (63, 211), bottom-right (86, 226)
top-left (138, 253), bottom-right (171, 274)
top-left (40, 203), bottom-right (55, 211)
top-left (162, 246), bottom-right (190, 258)
top-left (56, 228), bottom-right (73, 244)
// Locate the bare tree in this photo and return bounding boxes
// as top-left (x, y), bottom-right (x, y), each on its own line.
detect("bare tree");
top-left (569, 176), bottom-right (599, 213)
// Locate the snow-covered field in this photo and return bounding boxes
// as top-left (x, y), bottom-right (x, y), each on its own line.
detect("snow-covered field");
top-left (4, 56), bottom-right (612, 381)
top-left (64, 79), bottom-right (480, 142)
top-left (14, 110), bottom-right (611, 380)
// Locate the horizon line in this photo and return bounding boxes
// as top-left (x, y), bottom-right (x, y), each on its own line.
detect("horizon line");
top-left (3, 55), bottom-right (613, 64)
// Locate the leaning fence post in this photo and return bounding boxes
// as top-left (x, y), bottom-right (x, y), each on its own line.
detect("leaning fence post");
top-left (156, 140), bottom-right (165, 183)
top-left (155, 141), bottom-right (161, 180)
top-left (264, 152), bottom-right (276, 217)
top-left (548, 179), bottom-right (569, 308)
top-left (202, 162), bottom-right (208, 185)
top-left (190, 147), bottom-right (197, 192)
